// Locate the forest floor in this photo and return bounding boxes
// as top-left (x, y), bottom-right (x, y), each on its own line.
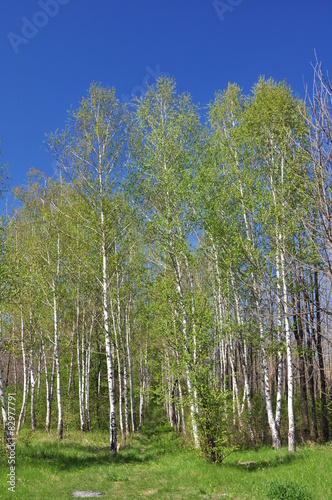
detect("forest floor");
top-left (0, 426), bottom-right (331, 499)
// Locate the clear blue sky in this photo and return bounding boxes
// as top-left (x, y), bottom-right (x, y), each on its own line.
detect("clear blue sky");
top-left (1, 0), bottom-right (331, 204)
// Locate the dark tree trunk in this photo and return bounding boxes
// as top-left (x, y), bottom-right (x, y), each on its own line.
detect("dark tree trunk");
top-left (5, 353), bottom-right (11, 387)
top-left (305, 295), bottom-right (319, 441)
top-left (314, 271), bottom-right (329, 441)
top-left (293, 290), bottom-right (310, 440)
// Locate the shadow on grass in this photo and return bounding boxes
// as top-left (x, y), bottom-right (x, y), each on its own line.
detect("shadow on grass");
top-left (225, 451), bottom-right (303, 472)
top-left (13, 430), bottom-right (185, 473)
top-left (15, 439), bottom-right (157, 472)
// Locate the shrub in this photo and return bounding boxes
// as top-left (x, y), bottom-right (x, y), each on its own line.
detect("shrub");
top-left (195, 379), bottom-right (233, 463)
top-left (266, 480), bottom-right (312, 500)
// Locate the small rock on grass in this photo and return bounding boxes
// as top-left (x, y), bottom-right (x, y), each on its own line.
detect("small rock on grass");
top-left (72, 492), bottom-right (104, 498)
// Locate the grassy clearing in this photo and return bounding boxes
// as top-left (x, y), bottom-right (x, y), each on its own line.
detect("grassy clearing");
top-left (0, 427), bottom-right (331, 499)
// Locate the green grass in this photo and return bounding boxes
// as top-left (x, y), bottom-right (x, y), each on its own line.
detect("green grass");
top-left (0, 428), bottom-right (331, 499)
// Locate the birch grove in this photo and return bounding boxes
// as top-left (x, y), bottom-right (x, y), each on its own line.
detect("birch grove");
top-left (0, 73), bottom-right (331, 459)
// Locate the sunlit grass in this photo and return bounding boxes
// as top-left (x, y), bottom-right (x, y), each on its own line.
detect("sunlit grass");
top-left (0, 427), bottom-right (331, 499)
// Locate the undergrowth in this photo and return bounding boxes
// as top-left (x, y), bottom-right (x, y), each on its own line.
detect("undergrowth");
top-left (0, 427), bottom-right (331, 499)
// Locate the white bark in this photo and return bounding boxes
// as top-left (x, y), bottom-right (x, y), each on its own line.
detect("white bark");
top-left (258, 308), bottom-right (281, 449)
top-left (212, 244), bottom-right (227, 417)
top-left (115, 331), bottom-right (124, 443)
top-left (126, 302), bottom-right (135, 432)
top-left (42, 339), bottom-right (52, 432)
top-left (53, 286), bottom-right (62, 440)
top-left (228, 340), bottom-right (242, 427)
top-left (96, 340), bottom-right (102, 428)
top-left (178, 378), bottom-right (186, 434)
top-left (139, 331), bottom-right (148, 429)
top-left (239, 179), bottom-right (281, 448)
top-left (76, 299), bottom-right (85, 431)
top-left (139, 356), bottom-right (145, 428)
top-left (116, 269), bottom-right (130, 438)
top-left (270, 170), bottom-right (284, 437)
top-left (139, 374), bottom-right (144, 428)
top-left (67, 322), bottom-right (75, 397)
top-left (84, 311), bottom-right (94, 431)
top-left (50, 233), bottom-right (63, 440)
top-left (173, 256), bottom-right (199, 448)
top-left (281, 245), bottom-right (296, 452)
top-left (0, 349), bottom-right (12, 447)
top-left (99, 169), bottom-right (117, 454)
top-left (281, 157), bottom-right (296, 452)
top-left (37, 348), bottom-right (41, 396)
top-left (274, 243), bottom-right (284, 434)
top-left (17, 312), bottom-right (27, 435)
top-left (231, 272), bottom-right (254, 440)
top-left (30, 348), bottom-right (36, 431)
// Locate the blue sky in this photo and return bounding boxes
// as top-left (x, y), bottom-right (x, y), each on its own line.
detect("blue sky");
top-left (0, 0), bottom-right (331, 206)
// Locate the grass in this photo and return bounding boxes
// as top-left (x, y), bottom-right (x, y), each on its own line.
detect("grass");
top-left (0, 427), bottom-right (331, 499)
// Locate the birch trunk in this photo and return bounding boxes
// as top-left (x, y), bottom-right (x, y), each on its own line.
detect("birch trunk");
top-left (84, 312), bottom-right (94, 431)
top-left (173, 255), bottom-right (199, 448)
top-left (76, 300), bottom-right (85, 431)
top-left (116, 271), bottom-right (130, 438)
top-left (281, 246), bottom-right (295, 452)
top-left (228, 340), bottom-right (241, 427)
top-left (169, 377), bottom-right (177, 428)
top-left (239, 180), bottom-right (281, 448)
top-left (67, 323), bottom-right (75, 398)
top-left (257, 298), bottom-right (281, 449)
top-left (178, 378), bottom-right (186, 435)
top-left (274, 243), bottom-right (284, 435)
top-left (115, 332), bottom-right (124, 444)
top-left (126, 302), bottom-right (136, 432)
top-left (0, 349), bottom-right (13, 447)
top-left (53, 287), bottom-right (62, 440)
top-left (279, 157), bottom-right (295, 453)
top-left (261, 374), bottom-right (267, 444)
top-left (270, 168), bottom-right (285, 439)
top-left (17, 312), bottom-right (27, 435)
top-left (37, 348), bottom-right (41, 396)
top-left (139, 331), bottom-right (148, 429)
top-left (50, 234), bottom-right (63, 440)
top-left (139, 357), bottom-right (144, 429)
top-left (99, 167), bottom-right (117, 455)
top-left (14, 360), bottom-right (17, 392)
top-left (96, 340), bottom-right (102, 429)
top-left (5, 353), bottom-right (11, 387)
top-left (30, 348), bottom-right (36, 431)
top-left (231, 273), bottom-right (254, 439)
top-left (42, 339), bottom-right (52, 432)
top-left (241, 339), bottom-right (254, 440)
top-left (187, 263), bottom-right (200, 428)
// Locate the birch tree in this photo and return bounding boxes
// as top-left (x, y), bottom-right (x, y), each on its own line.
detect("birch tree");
top-left (48, 84), bottom-right (129, 454)
top-left (129, 77), bottom-right (204, 447)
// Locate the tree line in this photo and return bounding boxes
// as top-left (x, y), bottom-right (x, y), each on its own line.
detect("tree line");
top-left (0, 60), bottom-right (332, 462)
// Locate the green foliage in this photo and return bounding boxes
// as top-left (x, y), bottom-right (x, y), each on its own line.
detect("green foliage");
top-left (195, 376), bottom-right (233, 463)
top-left (0, 431), bottom-right (331, 499)
top-left (2, 74), bottom-right (331, 472)
top-left (266, 480), bottom-right (312, 500)
top-left (0, 147), bottom-right (9, 198)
